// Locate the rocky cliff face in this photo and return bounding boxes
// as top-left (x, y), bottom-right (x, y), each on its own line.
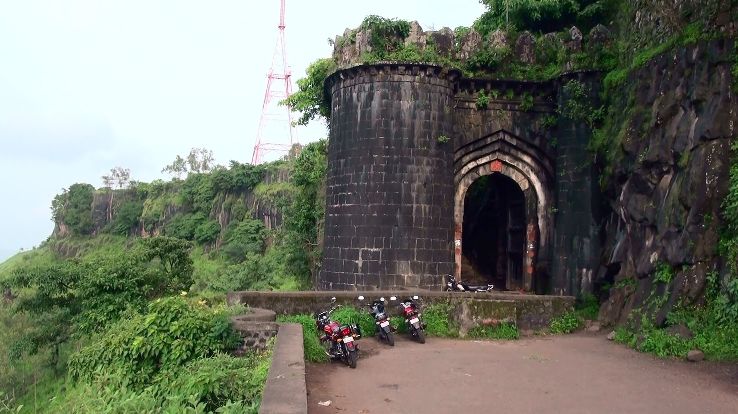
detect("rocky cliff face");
top-left (624, 0), bottom-right (736, 51)
top-left (52, 167), bottom-right (291, 247)
top-left (598, 38), bottom-right (737, 325)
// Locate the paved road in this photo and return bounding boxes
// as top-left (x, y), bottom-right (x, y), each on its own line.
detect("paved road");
top-left (306, 333), bottom-right (738, 414)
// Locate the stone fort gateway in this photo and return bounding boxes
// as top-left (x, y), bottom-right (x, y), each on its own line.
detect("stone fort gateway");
top-left (318, 62), bottom-right (602, 296)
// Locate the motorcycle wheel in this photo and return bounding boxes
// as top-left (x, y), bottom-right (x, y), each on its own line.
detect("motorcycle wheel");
top-left (347, 349), bottom-right (358, 369)
top-left (386, 331), bottom-right (395, 346)
top-left (415, 329), bottom-right (426, 344)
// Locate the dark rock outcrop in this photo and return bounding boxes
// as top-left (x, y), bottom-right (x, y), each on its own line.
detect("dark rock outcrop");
top-left (599, 39), bottom-right (737, 326)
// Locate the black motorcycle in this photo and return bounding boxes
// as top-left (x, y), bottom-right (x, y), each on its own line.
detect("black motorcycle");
top-left (359, 295), bottom-right (394, 346)
top-left (445, 274), bottom-right (494, 292)
top-left (392, 295), bottom-right (427, 343)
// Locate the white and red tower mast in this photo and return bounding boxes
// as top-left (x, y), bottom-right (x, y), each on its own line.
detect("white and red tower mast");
top-left (251, 0), bottom-right (296, 164)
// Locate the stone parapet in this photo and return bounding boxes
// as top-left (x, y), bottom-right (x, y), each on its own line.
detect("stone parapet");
top-left (227, 291), bottom-right (574, 331)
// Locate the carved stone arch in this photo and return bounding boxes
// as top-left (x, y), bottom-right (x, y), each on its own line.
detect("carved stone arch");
top-left (453, 129), bottom-right (553, 292)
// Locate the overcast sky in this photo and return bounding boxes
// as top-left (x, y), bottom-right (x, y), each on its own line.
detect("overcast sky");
top-left (0, 0), bottom-right (485, 262)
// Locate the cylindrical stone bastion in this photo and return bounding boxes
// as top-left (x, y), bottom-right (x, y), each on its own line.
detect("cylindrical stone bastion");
top-left (319, 63), bottom-right (459, 290)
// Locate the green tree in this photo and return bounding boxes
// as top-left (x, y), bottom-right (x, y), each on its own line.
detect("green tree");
top-left (194, 219), bottom-right (221, 245)
top-left (136, 236), bottom-right (194, 295)
top-left (283, 139), bottom-right (328, 284)
top-left (211, 161), bottom-right (266, 193)
top-left (52, 183), bottom-right (95, 235)
top-left (222, 219), bottom-right (268, 263)
top-left (181, 173), bottom-right (216, 213)
top-left (111, 200), bottom-right (144, 235)
top-left (283, 58), bottom-right (336, 125)
top-left (3, 237), bottom-right (194, 365)
top-left (4, 262), bottom-right (80, 371)
top-left (475, 0), bottom-right (617, 34)
top-left (165, 212), bottom-right (207, 240)
top-left (162, 148), bottom-right (216, 178)
top-left (161, 154), bottom-right (188, 179)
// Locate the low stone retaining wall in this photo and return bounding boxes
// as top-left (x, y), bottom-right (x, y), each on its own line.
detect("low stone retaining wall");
top-left (227, 291), bottom-right (574, 331)
top-left (230, 307), bottom-right (278, 355)
top-left (259, 323), bottom-right (307, 414)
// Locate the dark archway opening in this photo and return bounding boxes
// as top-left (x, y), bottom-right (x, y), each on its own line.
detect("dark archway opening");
top-left (462, 174), bottom-right (525, 290)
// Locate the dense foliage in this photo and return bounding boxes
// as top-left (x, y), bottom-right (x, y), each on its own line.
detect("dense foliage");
top-left (51, 183), bottom-right (95, 235)
top-left (282, 59), bottom-right (336, 126)
top-left (2, 237), bottom-right (193, 370)
top-left (0, 241), bottom-right (270, 412)
top-left (282, 140), bottom-right (328, 285)
top-left (68, 297), bottom-right (240, 387)
top-left (474, 0), bottom-right (617, 34)
top-left (286, 1), bottom-right (624, 125)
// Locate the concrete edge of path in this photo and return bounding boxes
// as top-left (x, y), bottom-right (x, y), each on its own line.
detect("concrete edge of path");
top-left (260, 323), bottom-right (308, 414)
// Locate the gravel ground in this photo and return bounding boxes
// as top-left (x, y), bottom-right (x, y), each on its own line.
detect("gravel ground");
top-left (306, 333), bottom-right (738, 414)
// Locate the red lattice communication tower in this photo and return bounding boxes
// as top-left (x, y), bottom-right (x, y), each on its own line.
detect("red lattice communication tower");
top-left (251, 0), bottom-right (296, 165)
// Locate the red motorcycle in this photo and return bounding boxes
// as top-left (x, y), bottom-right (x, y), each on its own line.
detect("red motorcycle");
top-left (314, 297), bottom-right (361, 368)
top-left (392, 295), bottom-right (427, 343)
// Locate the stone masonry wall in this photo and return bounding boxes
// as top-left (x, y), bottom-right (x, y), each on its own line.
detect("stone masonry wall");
top-left (319, 64), bottom-right (459, 290)
top-left (551, 72), bottom-right (604, 297)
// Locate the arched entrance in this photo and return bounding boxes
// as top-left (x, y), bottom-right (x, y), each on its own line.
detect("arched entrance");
top-left (462, 174), bottom-right (525, 290)
top-left (453, 130), bottom-right (554, 293)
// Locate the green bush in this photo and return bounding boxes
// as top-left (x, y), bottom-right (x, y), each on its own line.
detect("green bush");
top-left (276, 314), bottom-right (327, 363)
top-left (180, 173), bottom-right (215, 214)
top-left (549, 311), bottom-right (582, 334)
top-left (161, 352), bottom-right (270, 412)
top-left (330, 306), bottom-right (375, 338)
top-left (575, 293), bottom-right (599, 320)
top-left (194, 220), bottom-right (221, 245)
top-left (51, 183), bottom-right (95, 235)
top-left (45, 352), bottom-right (268, 414)
top-left (359, 15), bottom-right (411, 53)
top-left (110, 200), bottom-right (144, 235)
top-left (68, 297), bottom-right (241, 388)
top-left (474, 0), bottom-right (617, 34)
top-left (165, 212), bottom-right (207, 240)
top-left (466, 46), bottom-right (511, 74)
top-left (283, 59), bottom-right (336, 126)
top-left (519, 93), bottom-right (534, 111)
top-left (476, 90), bottom-right (490, 109)
top-left (390, 316), bottom-right (408, 334)
top-left (638, 329), bottom-right (692, 358)
top-left (221, 219), bottom-right (267, 263)
top-left (422, 302), bottom-right (457, 337)
top-left (653, 263), bottom-right (674, 284)
top-left (467, 322), bottom-right (519, 340)
top-left (210, 161), bottom-right (266, 193)
top-left (5, 237), bottom-right (194, 364)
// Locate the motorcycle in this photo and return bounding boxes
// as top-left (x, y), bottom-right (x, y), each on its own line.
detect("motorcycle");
top-left (445, 274), bottom-right (494, 292)
top-left (391, 295), bottom-right (427, 344)
top-left (358, 295), bottom-right (394, 346)
top-left (314, 297), bottom-right (362, 368)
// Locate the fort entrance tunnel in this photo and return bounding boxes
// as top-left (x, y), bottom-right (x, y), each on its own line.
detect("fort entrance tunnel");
top-left (461, 174), bottom-right (525, 290)
top-left (319, 63), bottom-right (601, 297)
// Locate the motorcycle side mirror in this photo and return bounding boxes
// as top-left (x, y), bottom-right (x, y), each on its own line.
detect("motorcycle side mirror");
top-left (358, 295), bottom-right (365, 301)
top-left (390, 296), bottom-right (397, 301)
top-left (413, 295), bottom-right (419, 300)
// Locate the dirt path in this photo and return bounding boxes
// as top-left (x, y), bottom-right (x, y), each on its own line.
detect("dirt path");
top-left (306, 333), bottom-right (738, 414)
